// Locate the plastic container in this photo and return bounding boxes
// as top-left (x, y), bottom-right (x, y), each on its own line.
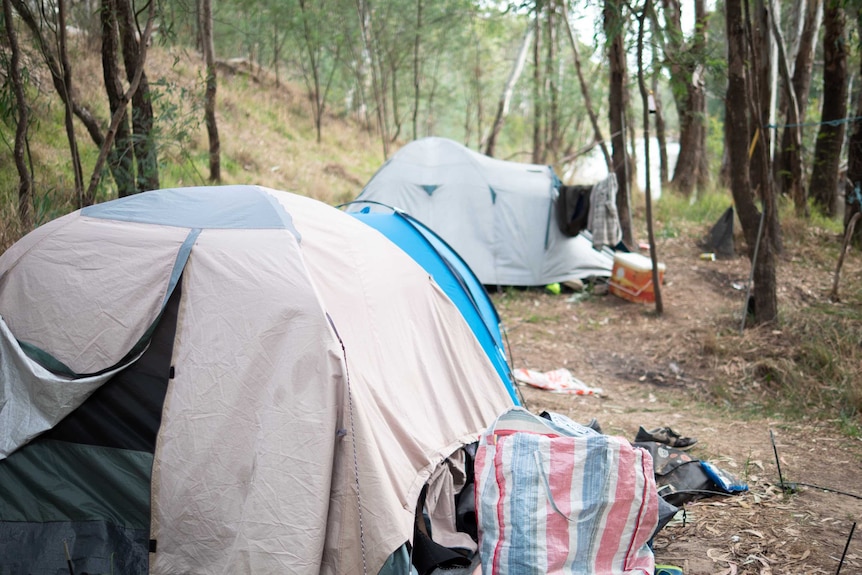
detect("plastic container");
top-left (608, 252), bottom-right (666, 303)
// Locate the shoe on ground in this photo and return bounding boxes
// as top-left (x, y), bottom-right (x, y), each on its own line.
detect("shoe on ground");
top-left (634, 426), bottom-right (697, 449)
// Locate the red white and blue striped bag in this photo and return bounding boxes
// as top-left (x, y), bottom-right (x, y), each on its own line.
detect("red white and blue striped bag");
top-left (475, 408), bottom-right (659, 575)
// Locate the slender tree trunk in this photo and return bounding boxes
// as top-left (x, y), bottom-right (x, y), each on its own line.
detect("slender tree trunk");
top-left (776, 0), bottom-right (821, 213)
top-left (10, 0), bottom-right (108, 151)
top-left (355, 0), bottom-right (389, 158)
top-left (637, 0), bottom-right (662, 314)
top-left (844, 13), bottom-right (862, 246)
top-left (101, 0), bottom-right (136, 199)
top-left (728, 0), bottom-right (777, 325)
top-left (651, 32), bottom-right (668, 188)
top-left (810, 1), bottom-right (848, 217)
top-left (532, 5), bottom-right (544, 164)
top-left (298, 0), bottom-right (323, 143)
top-left (661, 0), bottom-right (707, 197)
top-left (412, 0), bottom-right (422, 141)
top-left (605, 0), bottom-right (633, 247)
top-left (768, 0), bottom-right (805, 213)
top-left (85, 0), bottom-right (155, 200)
top-left (57, 0), bottom-right (86, 207)
top-left (744, 0), bottom-right (781, 254)
top-left (484, 27), bottom-right (533, 157)
top-left (546, 0), bottom-right (560, 161)
top-left (748, 0), bottom-right (771, 196)
top-left (201, 0), bottom-right (220, 181)
top-left (560, 7), bottom-right (610, 170)
top-left (116, 0), bottom-right (159, 191)
top-left (4, 0), bottom-right (33, 230)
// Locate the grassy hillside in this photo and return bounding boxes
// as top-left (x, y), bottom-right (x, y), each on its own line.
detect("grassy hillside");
top-left (0, 38), bottom-right (385, 250)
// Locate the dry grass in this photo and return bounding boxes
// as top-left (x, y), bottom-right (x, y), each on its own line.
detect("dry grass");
top-left (1, 38), bottom-right (384, 252)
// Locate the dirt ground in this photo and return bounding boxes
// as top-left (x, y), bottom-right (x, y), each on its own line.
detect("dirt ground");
top-left (490, 232), bottom-right (862, 575)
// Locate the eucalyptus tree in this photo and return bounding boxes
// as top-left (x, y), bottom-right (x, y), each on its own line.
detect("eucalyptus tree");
top-left (725, 0), bottom-right (778, 325)
top-left (809, 0), bottom-right (848, 217)
top-left (201, 0), bottom-right (220, 181)
top-left (775, 0), bottom-right (821, 213)
top-left (2, 0), bottom-right (33, 230)
top-left (659, 0), bottom-right (709, 197)
top-left (603, 0), bottom-right (633, 247)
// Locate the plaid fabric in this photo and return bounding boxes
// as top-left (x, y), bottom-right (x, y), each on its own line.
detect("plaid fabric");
top-left (588, 174), bottom-right (623, 250)
top-left (475, 408), bottom-right (658, 575)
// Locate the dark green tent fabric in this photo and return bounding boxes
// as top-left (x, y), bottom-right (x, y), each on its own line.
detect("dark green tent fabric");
top-left (0, 280), bottom-right (181, 574)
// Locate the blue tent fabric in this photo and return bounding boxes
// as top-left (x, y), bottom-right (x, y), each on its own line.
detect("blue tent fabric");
top-left (350, 209), bottom-right (519, 405)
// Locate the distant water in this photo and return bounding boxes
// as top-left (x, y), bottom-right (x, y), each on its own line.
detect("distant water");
top-left (564, 138), bottom-right (680, 199)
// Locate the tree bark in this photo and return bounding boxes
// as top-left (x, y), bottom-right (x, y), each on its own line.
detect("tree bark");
top-left (661, 0), bottom-right (708, 197)
top-left (201, 0), bottom-right (220, 181)
top-left (843, 21), bottom-right (862, 247)
top-left (767, 0), bottom-right (805, 214)
top-left (484, 27), bottom-right (533, 157)
top-left (546, 0), bottom-right (561, 161)
top-left (412, 0), bottom-right (422, 141)
top-left (636, 0), bottom-right (662, 314)
top-left (776, 0), bottom-right (821, 213)
top-left (560, 7), bottom-right (610, 170)
top-left (58, 0), bottom-right (86, 206)
top-left (531, 5), bottom-right (544, 164)
top-left (604, 0), bottom-right (633, 247)
top-left (116, 0), bottom-right (159, 191)
top-left (651, 32), bottom-right (668, 188)
top-left (85, 0), bottom-right (155, 200)
top-left (3, 0), bottom-right (33, 230)
top-left (355, 0), bottom-right (389, 158)
top-left (727, 0), bottom-right (777, 325)
top-left (809, 1), bottom-right (848, 217)
top-left (10, 0), bottom-right (106, 149)
top-left (101, 0), bottom-right (136, 199)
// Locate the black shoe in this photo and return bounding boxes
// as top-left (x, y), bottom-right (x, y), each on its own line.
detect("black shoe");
top-left (634, 426), bottom-right (696, 449)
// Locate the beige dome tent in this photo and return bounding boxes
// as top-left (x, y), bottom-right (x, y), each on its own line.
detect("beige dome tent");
top-left (0, 185), bottom-right (514, 574)
top-left (348, 137), bottom-right (613, 287)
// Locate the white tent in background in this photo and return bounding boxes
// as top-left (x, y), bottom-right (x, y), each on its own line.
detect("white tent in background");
top-left (347, 137), bottom-right (613, 287)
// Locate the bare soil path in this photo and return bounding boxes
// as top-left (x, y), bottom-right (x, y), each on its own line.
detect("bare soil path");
top-left (491, 233), bottom-right (862, 575)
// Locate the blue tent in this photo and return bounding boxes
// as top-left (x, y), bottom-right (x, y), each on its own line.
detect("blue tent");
top-left (349, 205), bottom-right (520, 405)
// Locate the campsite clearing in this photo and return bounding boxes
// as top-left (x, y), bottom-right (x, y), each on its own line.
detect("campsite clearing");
top-left (495, 229), bottom-right (862, 575)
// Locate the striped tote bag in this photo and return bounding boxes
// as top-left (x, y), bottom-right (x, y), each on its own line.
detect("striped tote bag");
top-left (475, 408), bottom-right (658, 575)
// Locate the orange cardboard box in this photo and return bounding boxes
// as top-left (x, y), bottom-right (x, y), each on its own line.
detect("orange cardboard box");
top-left (608, 252), bottom-right (666, 303)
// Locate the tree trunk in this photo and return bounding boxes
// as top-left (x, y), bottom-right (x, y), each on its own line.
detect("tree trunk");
top-left (748, 0), bottom-right (771, 198)
top-left (768, 0), bottom-right (805, 213)
top-left (85, 0), bottom-right (155, 201)
top-left (559, 9), bottom-right (610, 169)
top-left (55, 0), bottom-right (87, 207)
top-left (4, 0), bottom-right (33, 230)
top-left (484, 26), bottom-right (533, 157)
top-left (809, 1), bottom-right (848, 217)
top-left (546, 0), bottom-right (561, 161)
top-left (661, 0), bottom-right (707, 198)
top-left (355, 0), bottom-right (389, 158)
top-left (727, 0), bottom-right (777, 325)
top-left (604, 0), bottom-right (633, 247)
top-left (636, 0), bottom-right (662, 314)
top-left (651, 34), bottom-right (668, 188)
top-left (843, 19), bottom-right (862, 247)
top-left (776, 0), bottom-right (821, 213)
top-left (412, 0), bottom-right (422, 141)
top-left (101, 0), bottom-right (136, 199)
top-left (10, 0), bottom-right (108, 150)
top-left (531, 5), bottom-right (544, 164)
top-left (116, 0), bottom-right (159, 191)
top-left (298, 0), bottom-right (324, 143)
top-left (201, 0), bottom-right (220, 181)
